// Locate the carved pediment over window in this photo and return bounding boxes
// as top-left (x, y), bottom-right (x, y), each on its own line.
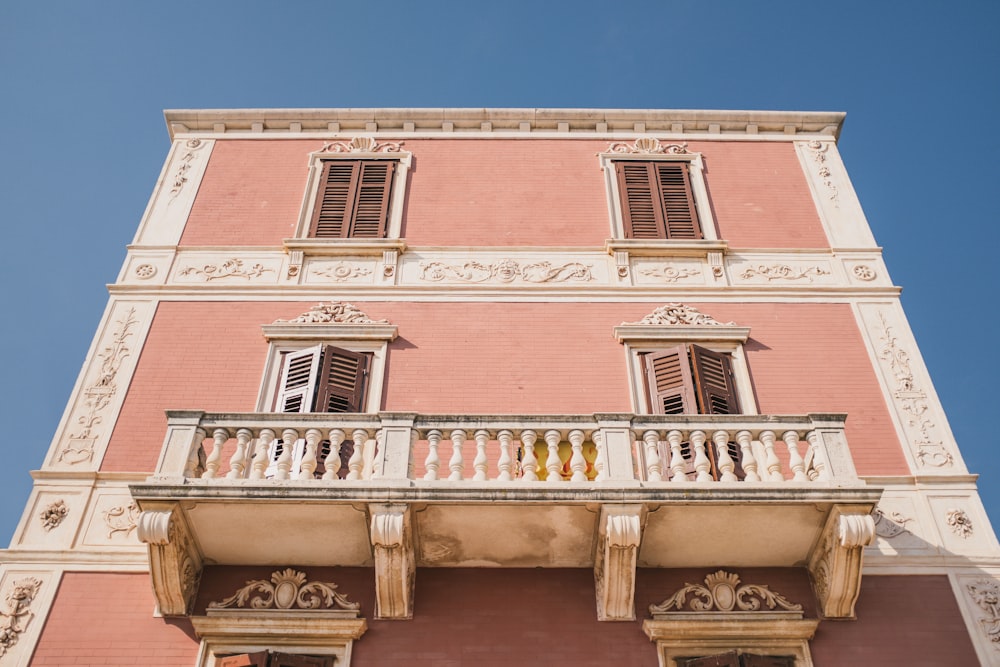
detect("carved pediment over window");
top-left (209, 568), bottom-right (360, 615)
top-left (615, 303), bottom-right (749, 344)
top-left (264, 302), bottom-right (397, 343)
top-left (320, 137), bottom-right (404, 154)
top-left (627, 303), bottom-right (734, 327)
top-left (607, 138), bottom-right (690, 155)
top-left (275, 302), bottom-right (388, 325)
top-left (649, 570), bottom-right (802, 618)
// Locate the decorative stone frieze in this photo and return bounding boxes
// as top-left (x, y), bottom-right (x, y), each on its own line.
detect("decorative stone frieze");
top-left (0, 577), bottom-right (42, 657)
top-left (637, 265), bottom-right (701, 283)
top-left (606, 138), bottom-right (690, 155)
top-left (649, 569), bottom-right (802, 616)
top-left (948, 509), bottom-right (974, 539)
top-left (738, 263), bottom-right (830, 282)
top-left (369, 504), bottom-right (414, 620)
top-left (209, 568), bottom-right (360, 613)
top-left (594, 505), bottom-right (643, 621)
top-left (320, 137), bottom-right (404, 153)
top-left (178, 258), bottom-right (276, 281)
top-left (136, 508), bottom-right (202, 616)
top-left (624, 303), bottom-right (735, 327)
top-left (419, 259), bottom-right (593, 284)
top-left (274, 302), bottom-right (388, 325)
top-left (38, 500), bottom-right (68, 532)
top-left (808, 506), bottom-right (875, 618)
top-left (310, 261), bottom-right (373, 282)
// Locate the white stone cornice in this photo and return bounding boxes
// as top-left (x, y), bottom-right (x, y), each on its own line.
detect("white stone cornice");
top-left (165, 108), bottom-right (845, 140)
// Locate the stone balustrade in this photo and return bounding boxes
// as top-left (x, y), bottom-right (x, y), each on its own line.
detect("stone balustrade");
top-left (153, 411), bottom-right (859, 486)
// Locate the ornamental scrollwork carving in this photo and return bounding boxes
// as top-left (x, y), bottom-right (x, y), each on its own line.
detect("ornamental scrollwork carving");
top-left (321, 137), bottom-right (404, 154)
top-left (967, 579), bottom-right (1000, 647)
top-left (872, 507), bottom-right (912, 539)
top-left (419, 259), bottom-right (593, 284)
top-left (311, 262), bottom-right (373, 282)
top-left (274, 302), bottom-right (388, 324)
top-left (623, 303), bottom-right (736, 327)
top-left (876, 312), bottom-right (954, 468)
top-left (103, 501), bottom-right (140, 539)
top-left (607, 138), bottom-right (690, 155)
top-left (947, 509), bottom-right (974, 538)
top-left (649, 570), bottom-right (801, 616)
top-left (803, 140), bottom-right (840, 208)
top-left (0, 578), bottom-right (42, 656)
top-left (39, 500), bottom-right (68, 531)
top-left (739, 264), bottom-right (830, 282)
top-left (209, 568), bottom-right (359, 612)
top-left (638, 265), bottom-right (701, 283)
top-left (169, 139), bottom-right (206, 199)
top-left (178, 258), bottom-right (275, 281)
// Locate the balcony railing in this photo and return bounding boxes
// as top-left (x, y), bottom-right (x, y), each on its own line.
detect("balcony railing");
top-left (152, 410), bottom-right (860, 486)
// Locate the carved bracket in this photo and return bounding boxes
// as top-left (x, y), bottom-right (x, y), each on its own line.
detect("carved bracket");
top-left (136, 508), bottom-right (203, 616)
top-left (808, 505), bottom-right (875, 618)
top-left (594, 505), bottom-right (643, 621)
top-left (369, 504), bottom-right (415, 620)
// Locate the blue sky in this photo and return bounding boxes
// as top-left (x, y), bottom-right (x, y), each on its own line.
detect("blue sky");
top-left (0, 1), bottom-right (997, 543)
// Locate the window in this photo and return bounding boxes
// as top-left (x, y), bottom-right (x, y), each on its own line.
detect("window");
top-left (308, 160), bottom-right (395, 239)
top-left (643, 344), bottom-right (739, 415)
top-left (275, 344), bottom-right (370, 414)
top-left (616, 161), bottom-right (702, 240)
top-left (678, 652), bottom-right (795, 667)
top-left (218, 653), bottom-right (330, 667)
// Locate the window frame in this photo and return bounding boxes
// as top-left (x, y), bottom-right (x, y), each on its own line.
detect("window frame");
top-left (643, 617), bottom-right (818, 667)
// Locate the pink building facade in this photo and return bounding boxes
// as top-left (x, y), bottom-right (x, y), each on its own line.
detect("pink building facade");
top-left (2, 109), bottom-right (997, 666)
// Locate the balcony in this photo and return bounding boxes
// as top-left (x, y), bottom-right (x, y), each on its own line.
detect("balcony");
top-left (131, 411), bottom-right (880, 622)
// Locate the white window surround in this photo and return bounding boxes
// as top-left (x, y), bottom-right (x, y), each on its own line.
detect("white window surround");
top-left (642, 615), bottom-right (819, 667)
top-left (289, 144), bottom-right (412, 246)
top-left (615, 323), bottom-right (757, 416)
top-left (598, 146), bottom-right (720, 245)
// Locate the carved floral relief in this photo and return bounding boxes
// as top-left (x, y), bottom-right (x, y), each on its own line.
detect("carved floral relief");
top-left (320, 137), bottom-right (403, 154)
top-left (310, 261), bottom-right (373, 282)
top-left (168, 139), bottom-right (207, 200)
top-left (209, 568), bottom-right (359, 612)
top-left (623, 303), bottom-right (735, 327)
top-left (274, 302), bottom-right (388, 325)
top-left (638, 265), bottom-right (701, 283)
top-left (606, 138), bottom-right (690, 155)
top-left (947, 509), bottom-right (974, 538)
top-left (649, 570), bottom-right (801, 615)
top-left (103, 501), bottom-right (140, 539)
top-left (803, 141), bottom-right (840, 208)
top-left (178, 258), bottom-right (275, 281)
top-left (419, 259), bottom-right (593, 284)
top-left (739, 264), bottom-right (830, 282)
top-left (39, 501), bottom-right (68, 532)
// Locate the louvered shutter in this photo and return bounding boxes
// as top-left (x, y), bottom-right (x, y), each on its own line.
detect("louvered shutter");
top-left (268, 653), bottom-right (332, 667)
top-left (678, 652), bottom-right (741, 667)
top-left (275, 345), bottom-right (324, 413)
top-left (655, 162), bottom-right (702, 239)
top-left (644, 346), bottom-right (698, 414)
top-left (690, 344), bottom-right (740, 415)
top-left (739, 655), bottom-right (795, 667)
top-left (313, 345), bottom-right (370, 413)
top-left (308, 160), bottom-right (393, 238)
top-left (617, 162), bottom-right (665, 239)
top-left (218, 654), bottom-right (268, 667)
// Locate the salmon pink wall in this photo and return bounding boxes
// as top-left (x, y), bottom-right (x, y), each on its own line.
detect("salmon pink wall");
top-left (30, 573), bottom-right (197, 666)
top-left (177, 138), bottom-right (826, 249)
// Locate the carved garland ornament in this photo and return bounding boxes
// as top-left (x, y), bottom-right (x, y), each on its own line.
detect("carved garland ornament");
top-left (623, 303), bottom-right (735, 327)
top-left (61, 307), bottom-right (138, 465)
top-left (739, 264), bottom-right (830, 282)
top-left (649, 570), bottom-right (801, 615)
top-left (607, 138), bottom-right (690, 155)
top-left (321, 137), bottom-right (404, 154)
top-left (168, 139), bottom-right (206, 199)
top-left (803, 140), bottom-right (840, 208)
top-left (209, 568), bottom-right (359, 612)
top-left (0, 578), bottom-right (41, 656)
top-left (179, 258), bottom-right (275, 281)
top-left (419, 259), bottom-right (593, 284)
top-left (947, 509), bottom-right (974, 538)
top-left (876, 312), bottom-right (954, 468)
top-left (274, 302), bottom-right (388, 324)
top-left (967, 579), bottom-right (1000, 647)
top-left (39, 500), bottom-right (68, 531)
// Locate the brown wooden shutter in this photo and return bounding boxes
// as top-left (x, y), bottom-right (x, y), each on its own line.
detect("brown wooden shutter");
top-left (617, 161), bottom-right (665, 239)
top-left (643, 346), bottom-right (698, 414)
top-left (308, 160), bottom-right (393, 238)
top-left (656, 162), bottom-right (702, 239)
top-left (740, 655), bottom-right (795, 667)
top-left (276, 345), bottom-right (324, 413)
top-left (268, 653), bottom-right (332, 667)
top-left (690, 344), bottom-right (740, 415)
top-left (218, 654), bottom-right (268, 667)
top-left (313, 345), bottom-right (370, 413)
top-left (679, 652), bottom-right (741, 667)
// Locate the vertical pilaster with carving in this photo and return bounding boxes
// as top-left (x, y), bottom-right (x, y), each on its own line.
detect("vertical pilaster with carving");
top-left (808, 505), bottom-right (876, 618)
top-left (594, 505), bottom-right (643, 621)
top-left (369, 503), bottom-right (415, 620)
top-left (135, 508), bottom-right (203, 616)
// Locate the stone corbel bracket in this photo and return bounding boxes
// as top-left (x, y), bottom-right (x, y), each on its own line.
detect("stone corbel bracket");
top-left (136, 507), bottom-right (203, 616)
top-left (594, 504), bottom-right (644, 621)
top-left (369, 503), bottom-right (415, 620)
top-left (808, 505), bottom-right (876, 619)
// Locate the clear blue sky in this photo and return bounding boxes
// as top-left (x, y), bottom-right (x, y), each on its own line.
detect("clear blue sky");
top-left (1, 1), bottom-right (997, 544)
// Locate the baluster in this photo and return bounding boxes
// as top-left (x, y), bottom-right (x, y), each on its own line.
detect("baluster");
top-left (642, 430), bottom-right (662, 482)
top-left (544, 430), bottom-right (562, 483)
top-left (784, 431), bottom-right (808, 481)
top-left (409, 429), bottom-right (418, 480)
top-left (249, 428), bottom-right (274, 480)
top-left (184, 427), bottom-right (208, 478)
top-left (759, 430), bottom-right (783, 481)
top-left (448, 429), bottom-right (467, 481)
top-left (424, 429), bottom-right (442, 480)
top-left (568, 430), bottom-right (587, 482)
top-left (736, 430), bottom-right (760, 482)
top-left (322, 429), bottom-right (346, 480)
top-left (592, 431), bottom-right (606, 481)
top-left (373, 429), bottom-right (385, 478)
top-left (520, 430), bottom-right (538, 481)
top-left (346, 429), bottom-right (367, 480)
top-left (296, 428), bottom-right (322, 480)
top-left (497, 430), bottom-right (514, 481)
top-left (202, 428), bottom-right (229, 479)
top-left (806, 430), bottom-right (832, 481)
top-left (275, 428), bottom-right (298, 480)
top-left (667, 430), bottom-right (687, 483)
top-left (713, 430), bottom-right (738, 482)
top-left (473, 429), bottom-right (490, 481)
top-left (226, 428), bottom-right (253, 479)
top-left (690, 430), bottom-right (711, 482)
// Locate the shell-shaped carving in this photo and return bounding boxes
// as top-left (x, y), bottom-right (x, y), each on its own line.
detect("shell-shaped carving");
top-left (349, 136), bottom-right (377, 152)
top-left (634, 137), bottom-right (661, 153)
